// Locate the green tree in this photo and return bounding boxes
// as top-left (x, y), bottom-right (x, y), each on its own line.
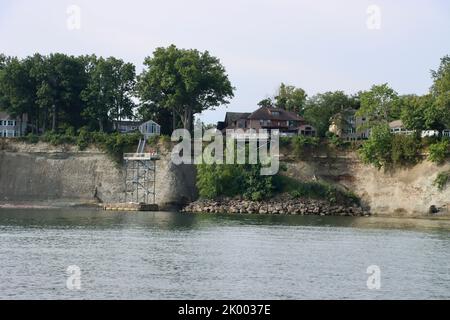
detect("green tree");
top-left (81, 56), bottom-right (136, 131)
top-left (303, 91), bottom-right (360, 137)
top-left (400, 94), bottom-right (444, 131)
top-left (137, 45), bottom-right (234, 132)
top-left (33, 53), bottom-right (87, 132)
top-left (0, 55), bottom-right (41, 133)
top-left (357, 83), bottom-right (400, 125)
top-left (430, 55), bottom-right (450, 128)
top-left (359, 124), bottom-right (393, 169)
top-left (274, 83), bottom-right (307, 114)
top-left (257, 98), bottom-right (274, 108)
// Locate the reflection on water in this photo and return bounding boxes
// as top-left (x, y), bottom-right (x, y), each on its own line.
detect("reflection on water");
top-left (0, 208), bottom-right (449, 299)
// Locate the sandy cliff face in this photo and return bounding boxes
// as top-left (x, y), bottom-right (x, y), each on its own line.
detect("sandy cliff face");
top-left (1, 140), bottom-right (449, 216)
top-left (284, 154), bottom-right (450, 216)
top-left (0, 141), bottom-right (197, 208)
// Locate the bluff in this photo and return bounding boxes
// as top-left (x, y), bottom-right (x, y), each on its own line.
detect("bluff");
top-left (0, 141), bottom-right (197, 208)
top-left (0, 140), bottom-right (449, 216)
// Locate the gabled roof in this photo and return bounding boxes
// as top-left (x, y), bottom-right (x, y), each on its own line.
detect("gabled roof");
top-left (247, 106), bottom-right (303, 121)
top-left (140, 119), bottom-right (160, 126)
top-left (224, 112), bottom-right (251, 124)
top-left (389, 120), bottom-right (404, 129)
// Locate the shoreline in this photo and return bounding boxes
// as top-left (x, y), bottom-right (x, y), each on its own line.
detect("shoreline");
top-left (182, 196), bottom-right (369, 217)
top-left (1, 199), bottom-right (449, 220)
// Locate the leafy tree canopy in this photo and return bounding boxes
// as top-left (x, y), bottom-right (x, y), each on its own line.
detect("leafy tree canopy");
top-left (137, 45), bottom-right (234, 132)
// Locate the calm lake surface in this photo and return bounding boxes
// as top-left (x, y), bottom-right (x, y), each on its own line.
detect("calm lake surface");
top-left (0, 208), bottom-right (449, 300)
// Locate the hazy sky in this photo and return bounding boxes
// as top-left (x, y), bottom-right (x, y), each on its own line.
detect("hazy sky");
top-left (0, 0), bottom-right (449, 124)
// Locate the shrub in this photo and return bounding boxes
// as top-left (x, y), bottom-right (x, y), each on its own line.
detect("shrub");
top-left (433, 171), bottom-right (450, 191)
top-left (428, 140), bottom-right (449, 163)
top-left (273, 175), bottom-right (359, 205)
top-left (391, 133), bottom-right (422, 166)
top-left (196, 148), bottom-right (274, 200)
top-left (291, 135), bottom-right (320, 158)
top-left (76, 127), bottom-right (91, 150)
top-left (289, 181), bottom-right (358, 205)
top-left (325, 132), bottom-right (348, 148)
top-left (22, 133), bottom-right (39, 144)
top-left (359, 124), bottom-right (392, 169)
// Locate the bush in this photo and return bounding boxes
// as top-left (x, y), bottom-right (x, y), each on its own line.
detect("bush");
top-left (428, 140), bottom-right (449, 163)
top-left (21, 133), bottom-right (39, 144)
top-left (359, 124), bottom-right (392, 169)
top-left (273, 175), bottom-right (359, 205)
top-left (325, 132), bottom-right (348, 148)
top-left (289, 181), bottom-right (358, 205)
top-left (391, 133), bottom-right (422, 166)
top-left (196, 147), bottom-right (275, 200)
top-left (291, 135), bottom-right (320, 158)
top-left (433, 171), bottom-right (450, 191)
top-left (40, 131), bottom-right (76, 145)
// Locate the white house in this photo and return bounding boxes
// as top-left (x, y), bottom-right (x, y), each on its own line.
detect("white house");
top-left (139, 120), bottom-right (161, 138)
top-left (0, 112), bottom-right (28, 137)
top-left (389, 120), bottom-right (442, 138)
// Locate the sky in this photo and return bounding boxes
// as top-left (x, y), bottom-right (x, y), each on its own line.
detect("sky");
top-left (0, 0), bottom-right (449, 124)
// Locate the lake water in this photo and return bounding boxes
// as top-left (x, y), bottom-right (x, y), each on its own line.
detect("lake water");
top-left (0, 209), bottom-right (449, 300)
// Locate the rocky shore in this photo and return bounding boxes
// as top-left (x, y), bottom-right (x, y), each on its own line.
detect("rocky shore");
top-left (182, 196), bottom-right (369, 216)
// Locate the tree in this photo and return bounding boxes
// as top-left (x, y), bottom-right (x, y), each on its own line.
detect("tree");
top-left (400, 94), bottom-right (445, 131)
top-left (137, 45), bottom-right (234, 132)
top-left (359, 124), bottom-right (393, 169)
top-left (303, 91), bottom-right (360, 137)
top-left (34, 53), bottom-right (87, 132)
top-left (257, 98), bottom-right (274, 108)
top-left (274, 83), bottom-right (306, 114)
top-left (430, 55), bottom-right (450, 128)
top-left (357, 83), bottom-right (400, 125)
top-left (81, 56), bottom-right (136, 131)
top-left (0, 55), bottom-right (41, 133)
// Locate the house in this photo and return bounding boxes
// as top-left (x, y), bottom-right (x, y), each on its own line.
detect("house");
top-left (219, 106), bottom-right (316, 137)
top-left (113, 120), bottom-right (141, 133)
top-left (389, 120), bottom-right (440, 137)
top-left (0, 111), bottom-right (28, 137)
top-left (389, 120), bottom-right (412, 134)
top-left (113, 119), bottom-right (160, 138)
top-left (329, 109), bottom-right (370, 140)
top-left (139, 120), bottom-right (161, 138)
top-left (220, 112), bottom-right (251, 130)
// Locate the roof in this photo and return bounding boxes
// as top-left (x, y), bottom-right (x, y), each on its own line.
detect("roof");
top-left (0, 111), bottom-right (17, 120)
top-left (224, 112), bottom-right (251, 124)
top-left (389, 120), bottom-right (404, 129)
top-left (113, 119), bottom-right (141, 125)
top-left (140, 119), bottom-right (160, 126)
top-left (247, 106), bottom-right (303, 121)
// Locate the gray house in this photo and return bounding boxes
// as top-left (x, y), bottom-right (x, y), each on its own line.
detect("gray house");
top-left (113, 119), bottom-right (161, 138)
top-left (0, 112), bottom-right (28, 137)
top-left (139, 120), bottom-right (161, 138)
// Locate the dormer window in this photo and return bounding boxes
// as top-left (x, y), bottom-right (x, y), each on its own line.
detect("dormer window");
top-left (271, 111), bottom-right (280, 116)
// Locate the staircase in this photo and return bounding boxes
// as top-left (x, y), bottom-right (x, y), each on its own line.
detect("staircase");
top-left (136, 138), bottom-right (146, 154)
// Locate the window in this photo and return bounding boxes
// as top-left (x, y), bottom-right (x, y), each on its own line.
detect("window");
top-left (271, 111), bottom-right (280, 116)
top-left (7, 120), bottom-right (15, 126)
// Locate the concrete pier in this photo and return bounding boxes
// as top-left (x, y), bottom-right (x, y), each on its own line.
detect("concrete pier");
top-left (102, 203), bottom-right (159, 212)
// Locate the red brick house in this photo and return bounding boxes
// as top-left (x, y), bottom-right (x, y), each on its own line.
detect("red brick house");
top-left (218, 106), bottom-right (316, 137)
